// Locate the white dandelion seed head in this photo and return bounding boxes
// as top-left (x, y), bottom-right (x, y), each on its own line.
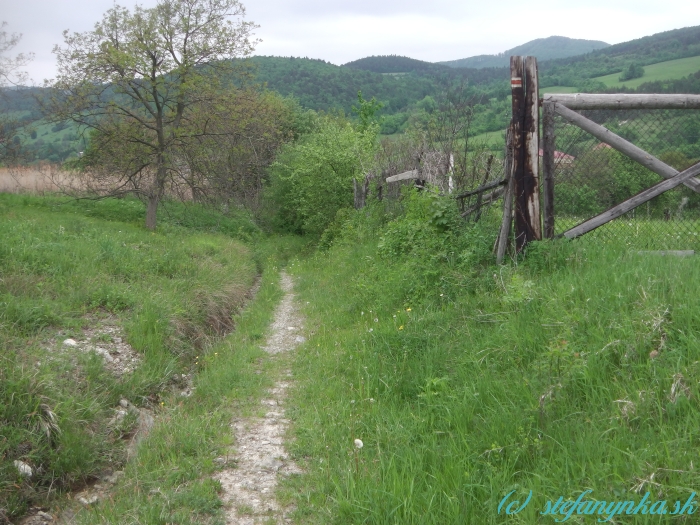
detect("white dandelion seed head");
top-left (354, 439), bottom-right (364, 449)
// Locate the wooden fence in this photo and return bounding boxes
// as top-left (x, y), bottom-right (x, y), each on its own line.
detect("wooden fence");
top-left (497, 57), bottom-right (700, 261)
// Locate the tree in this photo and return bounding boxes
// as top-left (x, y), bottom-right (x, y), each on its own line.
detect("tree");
top-left (0, 22), bottom-right (33, 86)
top-left (619, 62), bottom-right (645, 82)
top-left (46, 0), bottom-right (258, 229)
top-left (267, 114), bottom-right (378, 234)
top-left (176, 89), bottom-right (299, 211)
top-left (0, 22), bottom-right (33, 165)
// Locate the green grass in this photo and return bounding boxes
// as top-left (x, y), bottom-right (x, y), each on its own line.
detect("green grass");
top-left (73, 260), bottom-right (287, 524)
top-left (282, 197), bottom-right (700, 524)
top-left (470, 129), bottom-right (507, 149)
top-left (594, 55), bottom-right (700, 89)
top-left (0, 194), bottom-right (267, 521)
top-left (554, 216), bottom-right (700, 250)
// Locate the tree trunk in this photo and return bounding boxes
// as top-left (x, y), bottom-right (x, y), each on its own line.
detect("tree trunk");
top-left (146, 193), bottom-right (159, 230)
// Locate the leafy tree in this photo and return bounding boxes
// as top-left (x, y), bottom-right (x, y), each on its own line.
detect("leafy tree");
top-left (176, 89), bottom-right (299, 211)
top-left (0, 22), bottom-right (33, 86)
top-left (619, 62), bottom-right (645, 81)
top-left (46, 0), bottom-right (258, 229)
top-left (267, 114), bottom-right (378, 234)
top-left (352, 90), bottom-right (383, 132)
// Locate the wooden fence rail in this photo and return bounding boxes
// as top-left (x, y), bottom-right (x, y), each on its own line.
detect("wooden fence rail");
top-left (541, 92), bottom-right (700, 241)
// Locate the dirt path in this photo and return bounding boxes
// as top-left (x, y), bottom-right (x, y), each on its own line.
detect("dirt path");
top-left (216, 271), bottom-right (303, 524)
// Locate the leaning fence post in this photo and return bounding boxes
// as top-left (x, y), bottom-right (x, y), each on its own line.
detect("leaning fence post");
top-left (542, 101), bottom-right (555, 238)
top-left (496, 127), bottom-right (514, 264)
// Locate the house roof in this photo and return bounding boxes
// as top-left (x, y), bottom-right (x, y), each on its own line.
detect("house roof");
top-left (538, 149), bottom-right (575, 161)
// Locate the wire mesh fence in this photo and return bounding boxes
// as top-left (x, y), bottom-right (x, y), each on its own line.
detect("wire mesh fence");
top-left (550, 108), bottom-right (700, 249)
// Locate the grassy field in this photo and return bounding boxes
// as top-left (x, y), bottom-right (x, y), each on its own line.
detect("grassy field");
top-left (594, 55), bottom-right (700, 89)
top-left (0, 194), bottom-right (305, 522)
top-left (281, 196), bottom-right (700, 524)
top-left (470, 129), bottom-right (507, 150)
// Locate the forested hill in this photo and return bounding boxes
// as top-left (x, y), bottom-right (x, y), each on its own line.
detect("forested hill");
top-left (540, 25), bottom-right (700, 86)
top-left (248, 56), bottom-right (437, 114)
top-left (441, 36), bottom-right (610, 69)
top-left (248, 56), bottom-right (508, 115)
top-left (343, 55), bottom-right (449, 74)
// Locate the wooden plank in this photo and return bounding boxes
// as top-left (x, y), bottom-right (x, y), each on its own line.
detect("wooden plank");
top-left (563, 162), bottom-right (700, 239)
top-left (553, 103), bottom-right (700, 193)
top-left (474, 155), bottom-right (494, 222)
top-left (542, 93), bottom-right (700, 110)
top-left (455, 178), bottom-right (505, 200)
top-left (523, 56), bottom-right (542, 240)
top-left (385, 170), bottom-right (419, 183)
top-left (542, 101), bottom-right (556, 238)
top-left (461, 187), bottom-right (505, 218)
top-left (496, 126), bottom-right (514, 265)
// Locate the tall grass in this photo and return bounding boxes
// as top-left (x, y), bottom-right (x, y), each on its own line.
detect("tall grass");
top-left (0, 194), bottom-right (260, 520)
top-left (285, 195), bottom-right (700, 524)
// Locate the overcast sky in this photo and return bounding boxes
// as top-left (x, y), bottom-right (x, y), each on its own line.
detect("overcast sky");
top-left (1, 0), bottom-right (698, 84)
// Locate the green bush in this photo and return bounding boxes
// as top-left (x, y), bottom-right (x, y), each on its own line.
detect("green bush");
top-left (266, 114), bottom-right (378, 235)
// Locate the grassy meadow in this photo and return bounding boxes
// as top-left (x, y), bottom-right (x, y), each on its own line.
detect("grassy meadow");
top-left (594, 55), bottom-right (700, 89)
top-left (281, 197), bottom-right (700, 524)
top-left (0, 194), bottom-right (302, 522)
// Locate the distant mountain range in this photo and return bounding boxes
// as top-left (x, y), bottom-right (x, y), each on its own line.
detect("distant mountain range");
top-left (438, 36), bottom-right (610, 69)
top-left (342, 36), bottom-right (611, 74)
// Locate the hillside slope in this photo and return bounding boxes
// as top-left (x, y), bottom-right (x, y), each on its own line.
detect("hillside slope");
top-left (541, 25), bottom-right (700, 86)
top-left (441, 36), bottom-right (609, 69)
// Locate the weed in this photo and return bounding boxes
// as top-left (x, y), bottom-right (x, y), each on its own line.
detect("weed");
top-left (284, 205), bottom-right (700, 523)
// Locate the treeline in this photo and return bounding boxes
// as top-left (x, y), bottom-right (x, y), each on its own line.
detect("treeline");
top-left (250, 56), bottom-right (509, 116)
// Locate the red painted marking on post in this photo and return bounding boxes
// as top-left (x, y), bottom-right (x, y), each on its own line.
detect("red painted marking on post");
top-left (511, 77), bottom-right (522, 87)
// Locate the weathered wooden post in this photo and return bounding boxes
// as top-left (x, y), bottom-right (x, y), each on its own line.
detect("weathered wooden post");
top-left (496, 127), bottom-right (514, 264)
top-left (510, 56), bottom-right (542, 252)
top-left (542, 101), bottom-right (556, 238)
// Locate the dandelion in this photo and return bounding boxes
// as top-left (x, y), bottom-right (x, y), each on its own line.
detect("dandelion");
top-left (361, 311), bottom-right (364, 316)
top-left (368, 328), bottom-right (373, 332)
top-left (399, 326), bottom-right (404, 330)
top-left (374, 318), bottom-right (378, 323)
top-left (440, 293), bottom-right (444, 297)
top-left (406, 308), bottom-right (412, 312)
top-left (354, 439), bottom-right (364, 449)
